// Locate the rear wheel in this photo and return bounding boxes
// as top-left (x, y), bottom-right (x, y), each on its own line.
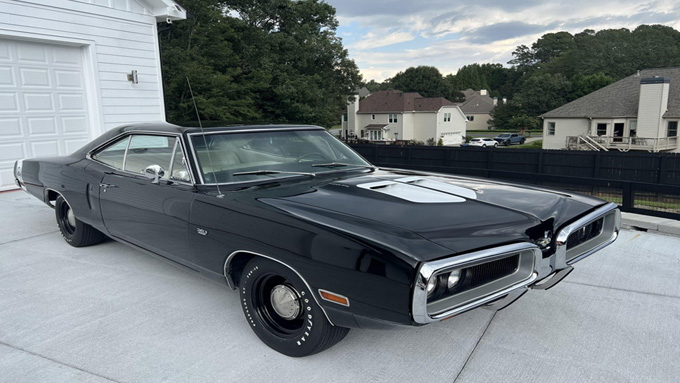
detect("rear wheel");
top-left (482, 144), bottom-right (487, 148)
top-left (55, 195), bottom-right (106, 247)
top-left (239, 257), bottom-right (349, 357)
top-left (520, 139), bottom-right (526, 144)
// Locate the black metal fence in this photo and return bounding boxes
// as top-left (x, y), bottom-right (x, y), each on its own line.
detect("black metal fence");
top-left (350, 144), bottom-right (680, 220)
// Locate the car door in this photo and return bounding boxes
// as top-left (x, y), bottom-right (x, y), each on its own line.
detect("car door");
top-left (96, 134), bottom-right (195, 262)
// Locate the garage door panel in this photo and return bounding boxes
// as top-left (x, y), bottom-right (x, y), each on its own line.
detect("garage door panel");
top-left (52, 48), bottom-right (81, 66)
top-left (57, 93), bottom-right (86, 111)
top-left (0, 66), bottom-right (14, 85)
top-left (16, 43), bottom-right (48, 63)
top-left (23, 93), bottom-right (55, 112)
top-left (0, 142), bottom-right (26, 161)
top-left (0, 39), bottom-right (91, 191)
top-left (0, 41), bottom-right (10, 60)
top-left (0, 92), bottom-right (19, 111)
top-left (27, 117), bottom-right (58, 135)
top-left (62, 116), bottom-right (88, 134)
top-left (0, 118), bottom-right (22, 137)
top-left (55, 70), bottom-right (83, 88)
top-left (30, 141), bottom-right (60, 157)
top-left (63, 138), bottom-right (90, 154)
top-left (20, 67), bottom-right (51, 87)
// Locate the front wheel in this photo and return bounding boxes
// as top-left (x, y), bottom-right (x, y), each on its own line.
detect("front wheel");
top-left (494, 143), bottom-right (498, 147)
top-left (239, 257), bottom-right (349, 357)
top-left (55, 195), bottom-right (106, 247)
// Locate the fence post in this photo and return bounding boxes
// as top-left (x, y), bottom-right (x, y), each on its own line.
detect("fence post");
top-left (622, 182), bottom-right (633, 212)
top-left (658, 156), bottom-right (667, 185)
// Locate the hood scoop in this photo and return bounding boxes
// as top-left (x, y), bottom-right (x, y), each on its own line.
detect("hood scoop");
top-left (356, 176), bottom-right (474, 203)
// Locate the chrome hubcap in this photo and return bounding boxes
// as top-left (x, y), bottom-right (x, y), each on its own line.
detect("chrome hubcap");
top-left (270, 284), bottom-right (301, 320)
top-left (66, 207), bottom-right (76, 228)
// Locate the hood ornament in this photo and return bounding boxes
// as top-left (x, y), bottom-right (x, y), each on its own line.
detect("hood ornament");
top-left (535, 230), bottom-right (552, 250)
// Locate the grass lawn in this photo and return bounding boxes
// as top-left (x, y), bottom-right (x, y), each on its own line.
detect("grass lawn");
top-left (497, 140), bottom-right (543, 149)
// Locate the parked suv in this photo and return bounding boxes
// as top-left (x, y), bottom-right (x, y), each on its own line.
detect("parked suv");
top-left (494, 133), bottom-right (526, 146)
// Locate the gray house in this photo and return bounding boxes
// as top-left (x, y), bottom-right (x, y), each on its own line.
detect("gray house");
top-left (459, 89), bottom-right (498, 130)
top-left (541, 68), bottom-right (680, 153)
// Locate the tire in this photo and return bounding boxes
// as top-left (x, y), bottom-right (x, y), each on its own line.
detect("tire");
top-left (520, 139), bottom-right (526, 144)
top-left (55, 195), bottom-right (106, 247)
top-left (239, 257), bottom-right (349, 357)
top-left (482, 144), bottom-right (486, 148)
top-left (494, 143), bottom-right (498, 148)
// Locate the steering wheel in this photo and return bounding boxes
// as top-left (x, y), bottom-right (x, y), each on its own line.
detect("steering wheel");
top-left (297, 152), bottom-right (326, 162)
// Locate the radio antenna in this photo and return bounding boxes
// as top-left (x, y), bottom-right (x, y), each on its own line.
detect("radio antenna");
top-left (186, 76), bottom-right (223, 198)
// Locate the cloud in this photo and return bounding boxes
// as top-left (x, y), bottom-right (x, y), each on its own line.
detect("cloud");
top-left (325, 0), bottom-right (680, 81)
top-left (352, 31), bottom-right (415, 49)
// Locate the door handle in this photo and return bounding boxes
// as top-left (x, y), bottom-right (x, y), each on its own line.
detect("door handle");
top-left (100, 183), bottom-right (119, 191)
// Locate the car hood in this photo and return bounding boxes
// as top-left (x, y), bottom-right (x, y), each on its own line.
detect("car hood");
top-left (261, 169), bottom-right (605, 263)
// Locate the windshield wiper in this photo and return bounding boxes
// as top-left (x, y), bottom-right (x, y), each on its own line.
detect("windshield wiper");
top-left (232, 170), bottom-right (316, 178)
top-left (311, 162), bottom-right (376, 170)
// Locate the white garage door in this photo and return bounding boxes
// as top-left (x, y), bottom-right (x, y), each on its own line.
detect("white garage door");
top-left (0, 39), bottom-right (92, 191)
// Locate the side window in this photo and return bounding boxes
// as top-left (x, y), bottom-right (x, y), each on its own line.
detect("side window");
top-left (91, 136), bottom-right (129, 170)
top-left (124, 135), bottom-right (175, 179)
top-left (170, 141), bottom-right (191, 182)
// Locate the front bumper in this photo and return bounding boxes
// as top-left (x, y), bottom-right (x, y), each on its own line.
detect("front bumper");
top-left (412, 203), bottom-right (621, 324)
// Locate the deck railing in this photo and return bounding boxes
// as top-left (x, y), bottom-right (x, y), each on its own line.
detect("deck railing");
top-left (566, 136), bottom-right (678, 152)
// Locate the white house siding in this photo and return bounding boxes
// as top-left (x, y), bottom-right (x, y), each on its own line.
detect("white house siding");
top-left (542, 118), bottom-right (590, 149)
top-left (0, 0), bottom-right (171, 190)
top-left (436, 107), bottom-right (466, 146)
top-left (465, 113), bottom-right (491, 130)
top-left (412, 113), bottom-right (437, 143)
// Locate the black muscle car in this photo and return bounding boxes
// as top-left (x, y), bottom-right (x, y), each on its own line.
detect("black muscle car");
top-left (13, 123), bottom-right (620, 357)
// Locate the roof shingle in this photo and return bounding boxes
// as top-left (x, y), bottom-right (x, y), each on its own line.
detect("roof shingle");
top-left (357, 90), bottom-right (455, 113)
top-left (541, 67), bottom-right (680, 118)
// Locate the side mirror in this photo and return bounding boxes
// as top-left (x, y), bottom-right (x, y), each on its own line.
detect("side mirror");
top-left (143, 165), bottom-right (165, 184)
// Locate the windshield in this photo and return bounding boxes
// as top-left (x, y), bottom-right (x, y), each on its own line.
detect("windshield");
top-left (190, 129), bottom-right (372, 184)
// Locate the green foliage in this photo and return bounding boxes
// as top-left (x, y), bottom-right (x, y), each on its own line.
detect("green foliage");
top-left (384, 66), bottom-right (462, 100)
top-left (514, 73), bottom-right (572, 117)
top-left (160, 0), bottom-right (361, 127)
top-left (426, 137), bottom-right (436, 146)
top-left (437, 138), bottom-right (444, 146)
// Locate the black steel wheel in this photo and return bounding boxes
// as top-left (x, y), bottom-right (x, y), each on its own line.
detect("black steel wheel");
top-left (55, 195), bottom-right (106, 247)
top-left (520, 139), bottom-right (526, 144)
top-left (239, 257), bottom-right (349, 357)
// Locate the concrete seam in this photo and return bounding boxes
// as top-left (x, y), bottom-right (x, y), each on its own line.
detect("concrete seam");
top-left (0, 340), bottom-right (122, 383)
top-left (0, 231), bottom-right (58, 246)
top-left (452, 311), bottom-right (497, 383)
top-left (562, 280), bottom-right (680, 300)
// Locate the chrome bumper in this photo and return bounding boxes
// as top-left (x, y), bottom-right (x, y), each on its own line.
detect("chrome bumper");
top-left (412, 203), bottom-right (621, 324)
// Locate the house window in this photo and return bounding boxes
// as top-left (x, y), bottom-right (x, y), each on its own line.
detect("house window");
top-left (371, 114), bottom-right (376, 120)
top-left (467, 115), bottom-right (475, 122)
top-left (630, 120), bottom-right (637, 137)
top-left (389, 114), bottom-right (398, 123)
top-left (669, 121), bottom-right (678, 137)
top-left (369, 130), bottom-right (383, 141)
top-left (596, 123), bottom-right (607, 136)
top-left (547, 122), bottom-right (556, 136)
top-left (360, 130), bottom-right (365, 138)
top-left (343, 114), bottom-right (348, 122)
top-left (443, 113), bottom-right (451, 122)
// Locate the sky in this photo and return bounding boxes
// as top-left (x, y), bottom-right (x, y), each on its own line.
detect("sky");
top-left (324, 0), bottom-right (680, 82)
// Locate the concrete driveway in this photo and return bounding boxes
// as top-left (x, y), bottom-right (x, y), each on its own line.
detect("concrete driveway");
top-left (1, 190), bottom-right (679, 383)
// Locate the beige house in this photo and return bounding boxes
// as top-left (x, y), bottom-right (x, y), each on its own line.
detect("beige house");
top-left (341, 90), bottom-right (467, 145)
top-left (459, 89), bottom-right (498, 130)
top-left (541, 68), bottom-right (680, 153)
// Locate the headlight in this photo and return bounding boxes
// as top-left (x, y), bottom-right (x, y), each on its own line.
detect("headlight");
top-left (426, 277), bottom-right (437, 296)
top-left (447, 269), bottom-right (462, 289)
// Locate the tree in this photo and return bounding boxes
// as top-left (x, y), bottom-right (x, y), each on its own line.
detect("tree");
top-left (532, 32), bottom-right (575, 64)
top-left (515, 73), bottom-right (572, 116)
top-left (387, 66), bottom-right (456, 99)
top-left (570, 73), bottom-right (614, 99)
top-left (159, 0), bottom-right (362, 127)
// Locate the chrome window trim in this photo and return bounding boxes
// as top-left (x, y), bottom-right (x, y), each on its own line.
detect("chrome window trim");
top-left (186, 129), bottom-right (372, 186)
top-left (223, 250), bottom-right (335, 326)
top-left (412, 242), bottom-right (541, 324)
top-left (87, 130), bottom-right (197, 186)
top-left (556, 202), bottom-right (621, 267)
